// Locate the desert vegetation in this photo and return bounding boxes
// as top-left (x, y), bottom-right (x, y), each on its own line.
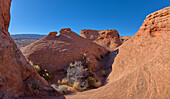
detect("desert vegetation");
top-left (50, 53), bottom-right (103, 94)
top-left (29, 61), bottom-right (53, 81)
top-left (28, 53), bottom-right (103, 94)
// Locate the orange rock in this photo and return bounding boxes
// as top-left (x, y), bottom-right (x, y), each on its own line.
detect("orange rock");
top-left (66, 7), bottom-right (170, 99)
top-left (81, 29), bottom-right (122, 51)
top-left (0, 0), bottom-right (61, 97)
top-left (60, 28), bottom-right (72, 33)
top-left (135, 6), bottom-right (170, 37)
top-left (47, 31), bottom-right (58, 37)
top-left (22, 29), bottom-right (109, 84)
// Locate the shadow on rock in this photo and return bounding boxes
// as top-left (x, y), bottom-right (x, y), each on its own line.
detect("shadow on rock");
top-left (100, 49), bottom-right (119, 85)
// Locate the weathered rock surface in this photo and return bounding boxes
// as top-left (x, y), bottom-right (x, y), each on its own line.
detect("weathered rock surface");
top-left (22, 28), bottom-right (109, 84)
top-left (66, 7), bottom-right (170, 99)
top-left (81, 29), bottom-right (122, 51)
top-left (0, 0), bottom-right (61, 97)
top-left (120, 36), bottom-right (131, 43)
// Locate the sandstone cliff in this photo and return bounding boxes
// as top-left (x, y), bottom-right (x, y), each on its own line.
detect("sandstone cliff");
top-left (81, 29), bottom-right (122, 51)
top-left (66, 7), bottom-right (170, 99)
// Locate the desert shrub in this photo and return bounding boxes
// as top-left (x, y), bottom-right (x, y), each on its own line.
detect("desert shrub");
top-left (72, 81), bottom-right (79, 90)
top-left (66, 61), bottom-right (89, 89)
top-left (30, 80), bottom-right (42, 90)
top-left (87, 76), bottom-right (102, 88)
top-left (69, 63), bottom-right (76, 67)
top-left (61, 78), bottom-right (69, 85)
top-left (87, 76), bottom-right (96, 87)
top-left (33, 65), bottom-right (41, 72)
top-left (80, 53), bottom-right (89, 68)
top-left (63, 53), bottom-right (102, 92)
top-left (57, 85), bottom-right (68, 94)
top-left (51, 85), bottom-right (68, 94)
top-left (29, 61), bottom-right (34, 66)
top-left (29, 61), bottom-right (53, 81)
top-left (58, 80), bottom-right (61, 84)
top-left (41, 72), bottom-right (53, 81)
top-left (72, 81), bottom-right (87, 91)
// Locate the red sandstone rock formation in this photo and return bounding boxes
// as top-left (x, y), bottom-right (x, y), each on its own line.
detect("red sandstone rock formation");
top-left (0, 0), bottom-right (60, 97)
top-left (66, 7), bottom-right (170, 99)
top-left (22, 28), bottom-right (109, 84)
top-left (81, 29), bottom-right (122, 51)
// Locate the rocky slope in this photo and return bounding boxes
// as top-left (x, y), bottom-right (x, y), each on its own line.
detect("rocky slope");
top-left (22, 28), bottom-right (109, 84)
top-left (66, 7), bottom-right (170, 99)
top-left (81, 29), bottom-right (122, 51)
top-left (0, 0), bottom-right (61, 98)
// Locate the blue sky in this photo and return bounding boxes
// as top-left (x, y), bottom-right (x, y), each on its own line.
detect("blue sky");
top-left (9, 0), bottom-right (169, 36)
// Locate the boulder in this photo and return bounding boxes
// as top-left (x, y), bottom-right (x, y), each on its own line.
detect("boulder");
top-left (66, 7), bottom-right (170, 99)
top-left (81, 29), bottom-right (122, 51)
top-left (22, 28), bottom-right (109, 84)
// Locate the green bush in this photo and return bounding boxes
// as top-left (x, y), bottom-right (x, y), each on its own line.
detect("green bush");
top-left (87, 76), bottom-right (96, 87)
top-left (33, 65), bottom-right (41, 72)
top-left (51, 84), bottom-right (68, 94)
top-left (29, 61), bottom-right (53, 81)
top-left (87, 76), bottom-right (101, 88)
top-left (41, 72), bottom-right (53, 81)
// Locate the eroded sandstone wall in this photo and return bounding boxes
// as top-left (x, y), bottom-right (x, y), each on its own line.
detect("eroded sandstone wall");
top-left (66, 7), bottom-right (170, 99)
top-left (0, 0), bottom-right (59, 97)
top-left (81, 29), bottom-right (122, 51)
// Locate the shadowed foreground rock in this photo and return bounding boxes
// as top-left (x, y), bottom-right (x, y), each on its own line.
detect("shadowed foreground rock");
top-left (0, 0), bottom-right (63, 98)
top-left (81, 29), bottom-right (122, 51)
top-left (22, 28), bottom-right (109, 84)
top-left (66, 7), bottom-right (170, 99)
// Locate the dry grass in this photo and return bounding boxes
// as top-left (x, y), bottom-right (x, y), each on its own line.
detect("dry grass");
top-left (94, 81), bottom-right (101, 88)
top-left (61, 78), bottom-right (69, 85)
top-left (58, 80), bottom-right (61, 84)
top-left (72, 81), bottom-right (79, 90)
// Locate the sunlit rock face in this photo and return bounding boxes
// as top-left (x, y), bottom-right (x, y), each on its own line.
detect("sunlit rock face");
top-left (81, 29), bottom-right (122, 51)
top-left (66, 7), bottom-right (170, 99)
